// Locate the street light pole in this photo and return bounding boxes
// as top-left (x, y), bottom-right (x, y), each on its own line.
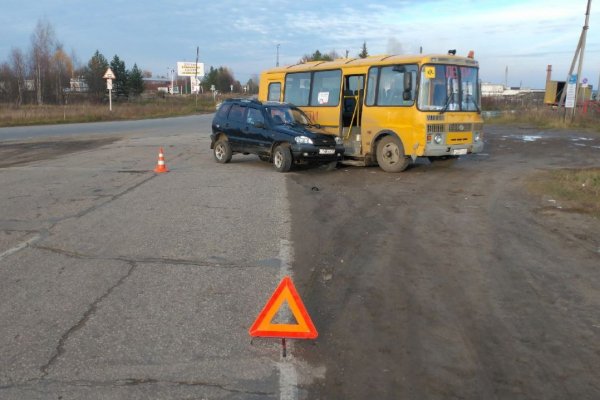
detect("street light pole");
top-left (171, 68), bottom-right (174, 94)
top-left (558, 0), bottom-right (592, 119)
top-left (195, 46), bottom-right (199, 108)
top-left (276, 44), bottom-right (280, 67)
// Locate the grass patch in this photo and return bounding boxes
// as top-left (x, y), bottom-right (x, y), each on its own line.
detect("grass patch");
top-left (486, 107), bottom-right (600, 134)
top-left (528, 168), bottom-right (600, 218)
top-left (0, 94), bottom-right (229, 127)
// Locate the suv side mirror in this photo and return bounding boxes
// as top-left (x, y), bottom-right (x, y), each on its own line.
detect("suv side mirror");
top-left (254, 121), bottom-right (265, 129)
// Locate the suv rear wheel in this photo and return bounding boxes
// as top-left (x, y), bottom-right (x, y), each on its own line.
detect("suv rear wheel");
top-left (214, 139), bottom-right (232, 163)
top-left (273, 145), bottom-right (292, 172)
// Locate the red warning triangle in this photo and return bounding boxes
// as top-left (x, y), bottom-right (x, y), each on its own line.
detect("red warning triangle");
top-left (249, 276), bottom-right (318, 339)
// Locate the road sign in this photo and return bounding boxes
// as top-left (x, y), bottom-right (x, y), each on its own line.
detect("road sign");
top-left (249, 276), bottom-right (318, 339)
top-left (177, 62), bottom-right (205, 77)
top-left (565, 74), bottom-right (577, 108)
top-left (103, 68), bottom-right (116, 79)
top-left (106, 78), bottom-right (113, 90)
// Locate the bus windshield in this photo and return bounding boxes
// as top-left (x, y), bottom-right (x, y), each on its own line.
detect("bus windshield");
top-left (418, 65), bottom-right (480, 112)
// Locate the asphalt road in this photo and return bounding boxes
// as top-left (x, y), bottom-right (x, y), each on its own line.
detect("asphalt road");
top-left (0, 117), bottom-right (599, 399)
top-left (0, 115), bottom-right (207, 142)
top-left (0, 116), bottom-right (297, 399)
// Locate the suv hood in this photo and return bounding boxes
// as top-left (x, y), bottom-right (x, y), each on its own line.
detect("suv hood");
top-left (274, 124), bottom-right (333, 141)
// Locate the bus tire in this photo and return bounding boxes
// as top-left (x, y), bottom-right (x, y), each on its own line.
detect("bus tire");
top-left (376, 135), bottom-right (409, 172)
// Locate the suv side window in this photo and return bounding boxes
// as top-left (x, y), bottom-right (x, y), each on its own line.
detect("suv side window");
top-left (246, 108), bottom-right (265, 126)
top-left (216, 103), bottom-right (232, 118)
top-left (228, 104), bottom-right (246, 122)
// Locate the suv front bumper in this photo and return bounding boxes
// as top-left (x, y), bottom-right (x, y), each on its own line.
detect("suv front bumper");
top-left (291, 144), bottom-right (345, 162)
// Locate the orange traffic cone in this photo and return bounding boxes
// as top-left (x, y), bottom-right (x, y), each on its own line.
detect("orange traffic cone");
top-left (154, 147), bottom-right (169, 173)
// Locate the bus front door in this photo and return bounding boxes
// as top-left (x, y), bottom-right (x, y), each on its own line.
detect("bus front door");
top-left (341, 74), bottom-right (365, 157)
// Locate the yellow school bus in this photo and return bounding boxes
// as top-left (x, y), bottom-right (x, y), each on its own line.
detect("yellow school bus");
top-left (258, 53), bottom-right (484, 172)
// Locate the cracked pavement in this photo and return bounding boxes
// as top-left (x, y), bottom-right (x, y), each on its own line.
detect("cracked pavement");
top-left (0, 115), bottom-right (298, 399)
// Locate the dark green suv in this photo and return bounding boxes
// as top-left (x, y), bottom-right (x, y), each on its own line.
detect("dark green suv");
top-left (210, 99), bottom-right (344, 172)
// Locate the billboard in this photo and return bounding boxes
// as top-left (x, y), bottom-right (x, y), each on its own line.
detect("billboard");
top-left (177, 62), bottom-right (205, 77)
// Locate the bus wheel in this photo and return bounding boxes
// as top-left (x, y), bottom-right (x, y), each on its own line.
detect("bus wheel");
top-left (376, 136), bottom-right (409, 172)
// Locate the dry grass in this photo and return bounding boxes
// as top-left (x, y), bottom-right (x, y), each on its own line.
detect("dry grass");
top-left (486, 106), bottom-right (600, 133)
top-left (0, 95), bottom-right (226, 127)
top-left (528, 168), bottom-right (600, 218)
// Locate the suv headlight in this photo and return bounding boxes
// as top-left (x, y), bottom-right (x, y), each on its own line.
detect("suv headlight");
top-left (335, 136), bottom-right (344, 145)
top-left (295, 136), bottom-right (313, 144)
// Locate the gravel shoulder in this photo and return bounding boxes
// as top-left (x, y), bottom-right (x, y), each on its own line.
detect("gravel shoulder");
top-left (287, 125), bottom-right (600, 399)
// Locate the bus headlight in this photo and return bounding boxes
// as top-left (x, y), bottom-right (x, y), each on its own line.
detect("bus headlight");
top-left (434, 134), bottom-right (443, 144)
top-left (474, 132), bottom-right (481, 142)
top-left (295, 136), bottom-right (313, 144)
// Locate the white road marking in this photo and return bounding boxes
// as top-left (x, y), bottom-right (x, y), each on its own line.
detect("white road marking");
top-left (278, 238), bottom-right (298, 400)
top-left (0, 234), bottom-right (42, 261)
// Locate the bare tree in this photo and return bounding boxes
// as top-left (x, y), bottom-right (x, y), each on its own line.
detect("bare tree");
top-left (30, 19), bottom-right (56, 105)
top-left (10, 48), bottom-right (27, 106)
top-left (51, 45), bottom-right (73, 104)
top-left (0, 63), bottom-right (13, 103)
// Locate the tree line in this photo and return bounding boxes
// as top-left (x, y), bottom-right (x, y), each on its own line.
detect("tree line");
top-left (200, 66), bottom-right (258, 94)
top-left (0, 19), bottom-right (144, 105)
top-left (299, 41), bottom-right (369, 63)
top-left (1, 18), bottom-right (369, 106)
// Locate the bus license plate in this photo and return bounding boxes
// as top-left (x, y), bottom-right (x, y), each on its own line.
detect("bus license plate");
top-left (319, 148), bottom-right (335, 155)
top-left (452, 149), bottom-right (468, 155)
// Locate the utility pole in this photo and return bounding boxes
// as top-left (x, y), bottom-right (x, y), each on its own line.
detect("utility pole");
top-left (276, 44), bottom-right (280, 67)
top-left (558, 0), bottom-right (592, 119)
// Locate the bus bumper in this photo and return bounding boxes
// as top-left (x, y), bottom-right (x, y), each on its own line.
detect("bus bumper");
top-left (423, 141), bottom-right (484, 157)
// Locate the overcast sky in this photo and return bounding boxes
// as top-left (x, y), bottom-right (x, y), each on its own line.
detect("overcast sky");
top-left (1, 0), bottom-right (598, 89)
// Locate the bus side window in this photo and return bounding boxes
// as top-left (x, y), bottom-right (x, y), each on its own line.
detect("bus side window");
top-left (310, 70), bottom-right (341, 106)
top-left (365, 68), bottom-right (378, 106)
top-left (284, 73), bottom-right (310, 106)
top-left (268, 83), bottom-right (281, 102)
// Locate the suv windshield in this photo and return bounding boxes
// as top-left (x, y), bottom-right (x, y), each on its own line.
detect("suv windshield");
top-left (265, 105), bottom-right (314, 126)
top-left (418, 65), bottom-right (480, 112)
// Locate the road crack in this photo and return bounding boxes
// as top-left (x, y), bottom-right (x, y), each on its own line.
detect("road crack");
top-left (33, 244), bottom-right (264, 270)
top-left (39, 261), bottom-right (137, 378)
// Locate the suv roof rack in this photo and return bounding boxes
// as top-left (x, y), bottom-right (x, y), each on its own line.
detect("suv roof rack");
top-left (223, 97), bottom-right (262, 105)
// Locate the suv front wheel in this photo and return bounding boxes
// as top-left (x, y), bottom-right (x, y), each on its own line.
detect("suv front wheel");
top-left (214, 139), bottom-right (232, 163)
top-left (273, 145), bottom-right (292, 172)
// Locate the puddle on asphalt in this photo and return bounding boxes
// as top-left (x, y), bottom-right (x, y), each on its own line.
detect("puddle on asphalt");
top-left (502, 135), bottom-right (543, 142)
top-left (522, 135), bottom-right (543, 142)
